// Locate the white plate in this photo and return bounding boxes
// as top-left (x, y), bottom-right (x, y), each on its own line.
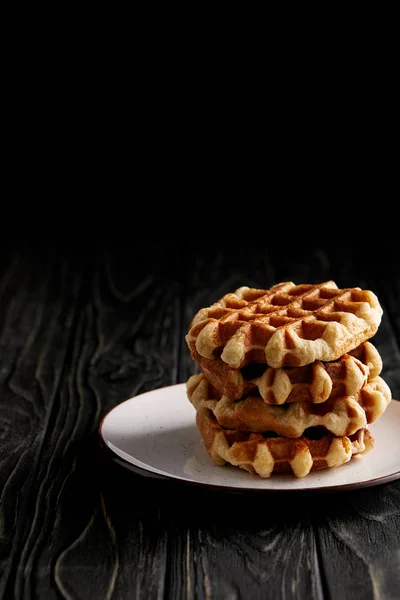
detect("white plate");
top-left (99, 383), bottom-right (400, 492)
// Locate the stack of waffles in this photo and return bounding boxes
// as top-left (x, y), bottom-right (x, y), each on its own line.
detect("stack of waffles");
top-left (185, 281), bottom-right (392, 478)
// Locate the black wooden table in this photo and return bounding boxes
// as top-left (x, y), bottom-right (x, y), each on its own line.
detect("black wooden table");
top-left (1, 242), bottom-right (399, 600)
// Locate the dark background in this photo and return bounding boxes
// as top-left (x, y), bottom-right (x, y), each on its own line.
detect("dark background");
top-left (0, 240), bottom-right (399, 599)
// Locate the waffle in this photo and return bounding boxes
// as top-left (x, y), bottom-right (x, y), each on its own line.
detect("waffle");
top-left (187, 373), bottom-right (391, 438)
top-left (186, 281), bottom-right (383, 369)
top-left (190, 341), bottom-right (381, 404)
top-left (196, 407), bottom-right (374, 478)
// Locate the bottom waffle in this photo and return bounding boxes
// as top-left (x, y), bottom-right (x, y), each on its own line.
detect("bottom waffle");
top-left (196, 407), bottom-right (374, 478)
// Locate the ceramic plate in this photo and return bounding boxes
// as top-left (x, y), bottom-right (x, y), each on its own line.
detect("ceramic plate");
top-left (99, 383), bottom-right (400, 492)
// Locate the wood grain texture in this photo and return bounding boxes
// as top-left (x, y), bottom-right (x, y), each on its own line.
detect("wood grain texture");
top-left (176, 247), bottom-right (326, 600)
top-left (316, 486), bottom-right (400, 600)
top-left (268, 243), bottom-right (400, 600)
top-left (164, 494), bottom-right (324, 600)
top-left (0, 242), bottom-right (399, 600)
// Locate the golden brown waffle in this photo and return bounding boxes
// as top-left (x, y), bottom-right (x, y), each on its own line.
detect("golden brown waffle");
top-left (186, 281), bottom-right (383, 369)
top-left (196, 407), bottom-right (374, 478)
top-left (349, 342), bottom-right (382, 380)
top-left (190, 341), bottom-right (381, 404)
top-left (187, 373), bottom-right (391, 438)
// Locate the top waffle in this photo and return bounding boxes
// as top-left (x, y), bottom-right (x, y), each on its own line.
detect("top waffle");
top-left (186, 281), bottom-right (382, 369)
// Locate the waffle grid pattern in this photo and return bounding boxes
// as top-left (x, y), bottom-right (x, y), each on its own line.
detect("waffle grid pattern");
top-left (187, 281), bottom-right (383, 368)
top-left (196, 407), bottom-right (373, 478)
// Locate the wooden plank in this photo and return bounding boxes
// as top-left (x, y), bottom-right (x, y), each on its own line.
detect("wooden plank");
top-left (167, 514), bottom-right (316, 600)
top-left (0, 246), bottom-right (181, 599)
top-left (165, 490), bottom-right (325, 600)
top-left (315, 486), bottom-right (400, 600)
top-left (1, 242), bottom-right (399, 600)
top-left (0, 252), bottom-right (83, 599)
top-left (269, 243), bottom-right (400, 600)
top-left (174, 246), bottom-right (323, 599)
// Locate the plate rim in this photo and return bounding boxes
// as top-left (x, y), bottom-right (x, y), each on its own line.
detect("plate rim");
top-left (98, 383), bottom-right (400, 493)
